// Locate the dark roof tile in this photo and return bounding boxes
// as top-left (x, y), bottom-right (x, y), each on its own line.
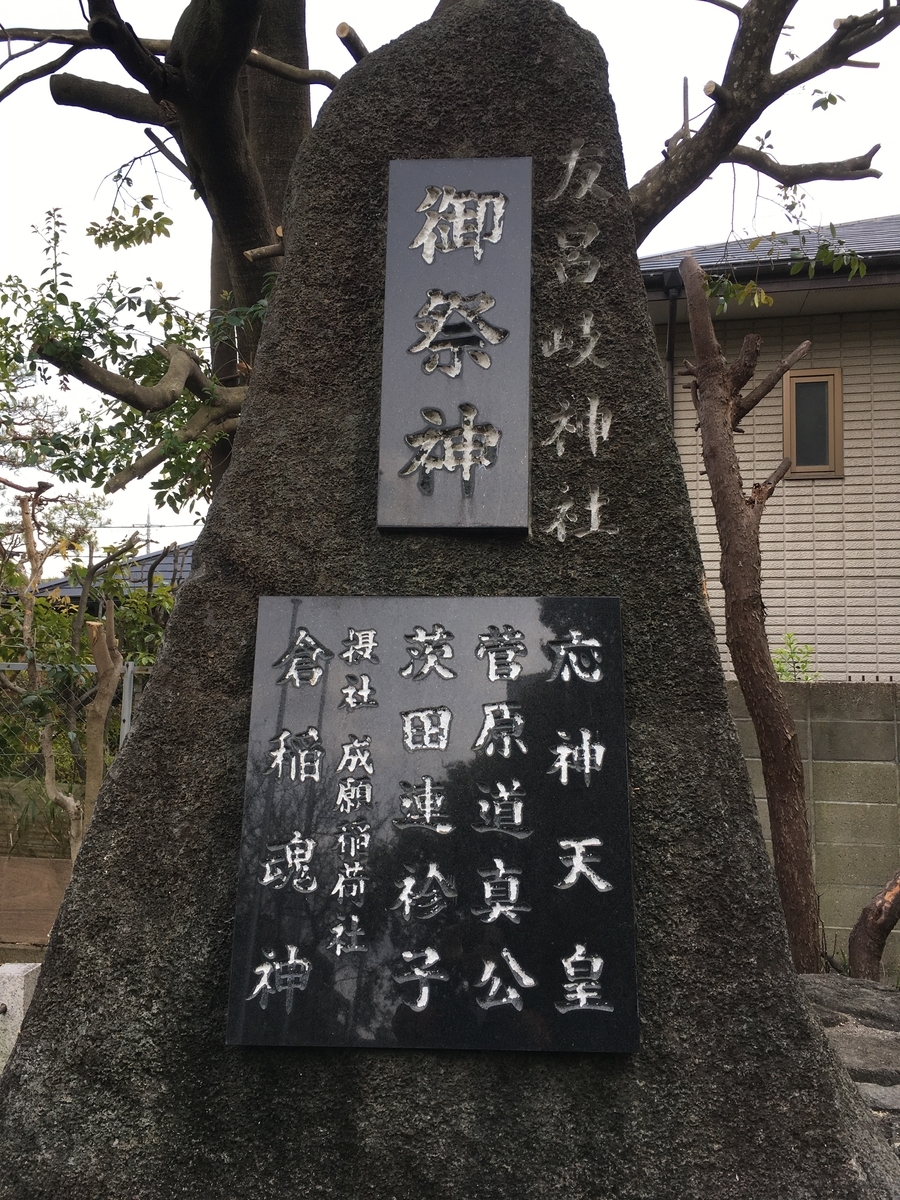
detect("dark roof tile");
top-left (640, 214), bottom-right (900, 276)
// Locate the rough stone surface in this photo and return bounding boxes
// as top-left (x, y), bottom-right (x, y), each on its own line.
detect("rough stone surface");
top-left (1, 3), bottom-right (899, 1197)
top-left (859, 1086), bottom-right (900, 1116)
top-left (799, 976), bottom-right (900, 1159)
top-left (0, 964), bottom-right (40, 1072)
top-left (801, 974), bottom-right (900, 1035)
top-left (825, 1025), bottom-right (900, 1087)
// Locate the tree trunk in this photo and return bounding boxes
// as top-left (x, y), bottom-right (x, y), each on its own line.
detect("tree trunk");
top-left (39, 725), bottom-right (83, 862)
top-left (247, 0), bottom-right (310, 228)
top-left (681, 254), bottom-right (821, 974)
top-left (83, 603), bottom-right (124, 831)
top-left (849, 868), bottom-right (900, 980)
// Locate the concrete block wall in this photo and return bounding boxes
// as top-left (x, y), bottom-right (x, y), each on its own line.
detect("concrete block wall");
top-left (729, 681), bottom-right (900, 979)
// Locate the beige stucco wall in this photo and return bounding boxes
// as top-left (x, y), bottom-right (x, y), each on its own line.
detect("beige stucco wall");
top-left (668, 309), bottom-right (900, 680)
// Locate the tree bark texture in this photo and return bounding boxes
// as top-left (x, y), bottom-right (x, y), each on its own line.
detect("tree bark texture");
top-left (83, 604), bottom-right (124, 831)
top-left (1, 4), bottom-right (896, 1196)
top-left (681, 254), bottom-right (821, 974)
top-left (849, 868), bottom-right (900, 980)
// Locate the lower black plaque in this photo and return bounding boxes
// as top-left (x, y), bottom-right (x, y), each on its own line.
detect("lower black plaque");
top-left (226, 597), bottom-right (639, 1052)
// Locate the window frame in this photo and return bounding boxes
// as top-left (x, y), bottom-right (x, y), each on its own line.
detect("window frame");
top-left (783, 367), bottom-right (843, 479)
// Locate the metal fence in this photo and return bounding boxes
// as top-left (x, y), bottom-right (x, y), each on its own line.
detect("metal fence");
top-left (0, 663), bottom-right (148, 857)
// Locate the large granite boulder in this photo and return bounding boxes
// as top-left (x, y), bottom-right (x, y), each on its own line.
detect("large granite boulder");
top-left (1, 3), bottom-right (898, 1196)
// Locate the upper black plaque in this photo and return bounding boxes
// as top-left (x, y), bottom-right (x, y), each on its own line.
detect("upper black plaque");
top-left (377, 158), bottom-right (532, 530)
top-left (227, 597), bottom-right (638, 1053)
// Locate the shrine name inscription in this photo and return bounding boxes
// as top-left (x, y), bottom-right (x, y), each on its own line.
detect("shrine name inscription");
top-left (377, 158), bottom-right (532, 531)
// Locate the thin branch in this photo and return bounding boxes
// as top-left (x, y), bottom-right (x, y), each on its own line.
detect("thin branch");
top-left (336, 22), bottom-right (369, 62)
top-left (733, 340), bottom-right (811, 426)
top-left (0, 44), bottom-right (83, 103)
top-left (696, 0), bottom-right (742, 16)
top-left (762, 457), bottom-right (792, 489)
top-left (727, 143), bottom-right (882, 185)
top-left (145, 542), bottom-right (176, 600)
top-left (0, 475), bottom-right (51, 495)
top-left (144, 128), bottom-right (194, 184)
top-left (0, 669), bottom-right (28, 699)
top-left (247, 49), bottom-right (338, 89)
top-left (0, 34), bottom-right (57, 68)
top-left (39, 723), bottom-right (81, 828)
top-left (0, 28), bottom-right (168, 53)
top-left (71, 534), bottom-right (141, 657)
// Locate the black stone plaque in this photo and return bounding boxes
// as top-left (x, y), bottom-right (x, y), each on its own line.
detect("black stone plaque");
top-left (377, 158), bottom-right (532, 530)
top-left (226, 597), bottom-right (638, 1052)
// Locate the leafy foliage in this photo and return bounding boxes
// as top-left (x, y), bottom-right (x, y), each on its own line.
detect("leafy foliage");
top-left (772, 633), bottom-right (820, 683)
top-left (811, 89), bottom-right (844, 113)
top-left (0, 532), bottom-right (178, 850)
top-left (87, 195), bottom-right (174, 252)
top-left (701, 210), bottom-right (867, 314)
top-left (0, 210), bottom-right (239, 509)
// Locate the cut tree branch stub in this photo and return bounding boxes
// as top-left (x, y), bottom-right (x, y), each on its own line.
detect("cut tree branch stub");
top-left (733, 341), bottom-right (811, 428)
top-left (336, 23), bottom-right (369, 63)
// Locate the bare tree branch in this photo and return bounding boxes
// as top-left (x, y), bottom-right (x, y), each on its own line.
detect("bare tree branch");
top-left (0, 45), bottom-right (84, 103)
top-left (145, 542), bottom-right (176, 600)
top-left (749, 456), bottom-right (791, 522)
top-left (247, 49), bottom-right (337, 89)
top-left (630, 0), bottom-right (900, 244)
top-left (69, 533), bottom-right (142, 661)
top-left (0, 27), bottom-right (168, 53)
top-left (726, 333), bottom-right (762, 395)
top-left (774, 4), bottom-right (900, 94)
top-left (0, 34), bottom-right (62, 68)
top-left (336, 23), bottom-right (369, 62)
top-left (0, 476), bottom-right (51, 495)
top-left (696, 0), bottom-right (742, 16)
top-left (40, 723), bottom-right (82, 860)
top-left (727, 143), bottom-right (882, 184)
top-left (144, 128), bottom-right (195, 183)
top-left (50, 73), bottom-right (171, 125)
top-left (83, 597), bottom-right (124, 827)
top-left (733, 340), bottom-right (811, 426)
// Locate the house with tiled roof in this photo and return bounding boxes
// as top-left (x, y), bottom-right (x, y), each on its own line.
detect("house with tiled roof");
top-left (37, 541), bottom-right (194, 602)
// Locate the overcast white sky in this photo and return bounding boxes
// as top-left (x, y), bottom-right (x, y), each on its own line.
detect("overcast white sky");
top-left (1, 0), bottom-right (898, 549)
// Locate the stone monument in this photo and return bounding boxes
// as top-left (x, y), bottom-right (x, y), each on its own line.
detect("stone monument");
top-left (1, 2), bottom-right (897, 1196)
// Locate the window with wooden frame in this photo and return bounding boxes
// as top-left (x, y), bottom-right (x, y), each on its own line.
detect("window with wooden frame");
top-left (783, 368), bottom-right (843, 478)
